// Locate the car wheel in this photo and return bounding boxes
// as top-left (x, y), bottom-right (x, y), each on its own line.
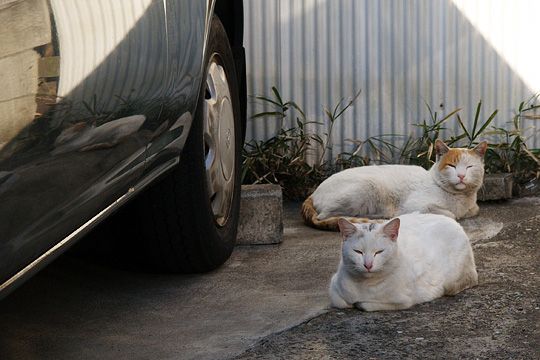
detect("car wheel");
top-left (85, 15), bottom-right (242, 273)
top-left (155, 14), bottom-right (242, 272)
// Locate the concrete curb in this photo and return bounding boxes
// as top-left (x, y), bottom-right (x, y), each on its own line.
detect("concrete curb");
top-left (236, 173), bottom-right (512, 246)
top-left (478, 173), bottom-right (513, 201)
top-left (236, 184), bottom-right (283, 245)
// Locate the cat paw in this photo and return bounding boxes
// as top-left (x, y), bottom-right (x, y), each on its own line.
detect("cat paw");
top-left (353, 301), bottom-right (408, 311)
top-left (426, 206), bottom-right (456, 219)
top-left (463, 204), bottom-right (480, 218)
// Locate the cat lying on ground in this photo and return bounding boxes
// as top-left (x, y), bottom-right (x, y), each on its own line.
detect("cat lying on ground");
top-left (302, 140), bottom-right (488, 230)
top-left (329, 213), bottom-right (478, 311)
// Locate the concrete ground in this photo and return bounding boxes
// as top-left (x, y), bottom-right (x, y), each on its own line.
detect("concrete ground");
top-left (0, 198), bottom-right (538, 360)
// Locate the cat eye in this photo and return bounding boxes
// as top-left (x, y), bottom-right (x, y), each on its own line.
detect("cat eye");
top-left (447, 164), bottom-right (456, 168)
top-left (353, 249), bottom-right (363, 255)
top-left (375, 250), bottom-right (384, 255)
top-left (466, 165), bottom-right (473, 169)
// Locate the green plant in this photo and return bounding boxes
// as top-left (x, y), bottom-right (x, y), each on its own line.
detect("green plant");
top-left (243, 86), bottom-right (540, 199)
top-left (454, 101), bottom-right (498, 147)
top-left (242, 87), bottom-right (359, 199)
top-left (242, 87), bottom-right (323, 200)
top-left (334, 135), bottom-right (400, 171)
top-left (484, 96), bottom-right (540, 191)
top-left (400, 104), bottom-right (461, 168)
top-left (319, 91), bottom-right (362, 164)
top-left (397, 101), bottom-right (499, 169)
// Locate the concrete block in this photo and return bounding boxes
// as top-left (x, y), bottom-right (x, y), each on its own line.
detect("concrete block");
top-left (236, 184), bottom-right (283, 245)
top-left (478, 173), bottom-right (513, 201)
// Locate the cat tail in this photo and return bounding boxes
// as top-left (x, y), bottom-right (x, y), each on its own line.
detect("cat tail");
top-left (300, 196), bottom-right (340, 231)
top-left (301, 196), bottom-right (379, 232)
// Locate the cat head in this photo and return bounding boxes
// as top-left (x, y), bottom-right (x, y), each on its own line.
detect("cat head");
top-left (337, 218), bottom-right (400, 275)
top-left (431, 139), bottom-right (487, 193)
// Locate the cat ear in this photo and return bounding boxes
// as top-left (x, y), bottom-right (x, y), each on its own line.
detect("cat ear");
top-left (472, 141), bottom-right (488, 157)
top-left (338, 218), bottom-right (357, 240)
top-left (382, 218), bottom-right (400, 241)
top-left (434, 139), bottom-right (450, 157)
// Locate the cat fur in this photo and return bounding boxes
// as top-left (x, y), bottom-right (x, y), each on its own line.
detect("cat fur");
top-left (329, 213), bottom-right (478, 311)
top-left (303, 140), bottom-right (487, 230)
top-left (301, 196), bottom-right (385, 231)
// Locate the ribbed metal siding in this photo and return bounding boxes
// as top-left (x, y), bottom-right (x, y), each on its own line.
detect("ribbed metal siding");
top-left (244, 0), bottom-right (540, 156)
top-left (51, 0), bottom-right (167, 111)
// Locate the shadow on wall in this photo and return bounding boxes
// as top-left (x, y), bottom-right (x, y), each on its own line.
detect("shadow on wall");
top-left (244, 0), bottom-right (538, 156)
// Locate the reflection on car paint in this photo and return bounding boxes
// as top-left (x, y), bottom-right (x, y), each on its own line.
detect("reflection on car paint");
top-left (0, 0), bottom-right (207, 286)
top-left (53, 114), bottom-right (147, 154)
top-left (145, 112), bottom-right (192, 160)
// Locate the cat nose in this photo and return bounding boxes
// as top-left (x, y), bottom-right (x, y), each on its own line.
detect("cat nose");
top-left (458, 174), bottom-right (465, 180)
top-left (364, 262), bottom-right (373, 271)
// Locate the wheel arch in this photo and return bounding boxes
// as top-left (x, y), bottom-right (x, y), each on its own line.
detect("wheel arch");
top-left (213, 0), bottom-right (244, 50)
top-left (212, 0), bottom-right (247, 141)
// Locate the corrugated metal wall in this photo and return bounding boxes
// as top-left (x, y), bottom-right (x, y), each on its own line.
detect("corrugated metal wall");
top-left (244, 0), bottom-right (540, 158)
top-left (51, 0), bottom-right (167, 110)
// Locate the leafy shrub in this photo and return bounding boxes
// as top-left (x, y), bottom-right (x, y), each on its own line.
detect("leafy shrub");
top-left (484, 97), bottom-right (540, 192)
top-left (243, 87), bottom-right (540, 198)
top-left (242, 87), bottom-right (359, 199)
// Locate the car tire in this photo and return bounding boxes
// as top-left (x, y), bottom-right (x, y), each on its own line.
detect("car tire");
top-left (85, 15), bottom-right (242, 273)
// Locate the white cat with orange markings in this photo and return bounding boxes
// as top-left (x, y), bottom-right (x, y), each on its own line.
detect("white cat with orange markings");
top-left (302, 139), bottom-right (488, 230)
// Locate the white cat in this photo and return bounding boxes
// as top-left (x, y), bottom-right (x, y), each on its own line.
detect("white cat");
top-left (329, 213), bottom-right (478, 311)
top-left (302, 140), bottom-right (488, 230)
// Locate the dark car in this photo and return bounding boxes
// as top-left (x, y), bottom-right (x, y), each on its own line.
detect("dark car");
top-left (0, 0), bottom-right (246, 299)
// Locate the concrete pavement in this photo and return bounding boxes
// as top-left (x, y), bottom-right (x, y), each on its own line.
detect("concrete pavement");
top-left (0, 198), bottom-right (538, 359)
top-left (235, 198), bottom-right (540, 359)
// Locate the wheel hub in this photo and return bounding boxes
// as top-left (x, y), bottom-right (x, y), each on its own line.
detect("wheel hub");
top-left (203, 55), bottom-right (235, 226)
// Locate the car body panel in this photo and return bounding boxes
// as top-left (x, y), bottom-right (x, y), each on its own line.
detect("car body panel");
top-left (0, 0), bottom-right (222, 294)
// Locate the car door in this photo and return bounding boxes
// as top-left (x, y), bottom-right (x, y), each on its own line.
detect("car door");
top-left (143, 0), bottom-right (208, 174)
top-left (0, 0), bottom-right (170, 285)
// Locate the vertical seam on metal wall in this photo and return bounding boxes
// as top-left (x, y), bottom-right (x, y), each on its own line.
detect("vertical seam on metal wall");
top-left (339, 0), bottom-right (345, 151)
top-left (453, 4), bottom-right (459, 135)
top-left (351, 0), bottom-right (357, 140)
top-left (428, 0), bottom-right (434, 108)
top-left (390, 0), bottom-right (396, 137)
top-left (467, 9), bottom-right (473, 124)
top-left (261, 2), bottom-right (269, 136)
top-left (301, 0), bottom-right (307, 121)
top-left (402, 0), bottom-right (408, 137)
top-left (415, 1), bottom-right (421, 134)
top-left (441, 0), bottom-right (446, 115)
top-left (364, 0), bottom-right (370, 138)
top-left (326, 0), bottom-right (333, 159)
top-left (376, 0), bottom-right (382, 138)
